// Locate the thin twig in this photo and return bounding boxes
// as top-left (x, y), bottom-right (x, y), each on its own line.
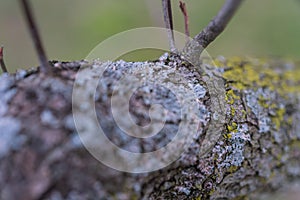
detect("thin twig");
top-left (194, 0), bottom-right (244, 49)
top-left (162, 0), bottom-right (176, 52)
top-left (179, 1), bottom-right (190, 42)
top-left (19, 0), bottom-right (52, 74)
top-left (0, 46), bottom-right (8, 73)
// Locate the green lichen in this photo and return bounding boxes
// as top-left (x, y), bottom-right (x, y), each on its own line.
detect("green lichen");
top-left (227, 122), bottom-right (238, 133)
top-left (230, 106), bottom-right (236, 116)
top-left (212, 57), bottom-right (299, 134)
top-left (225, 89), bottom-right (240, 105)
top-left (228, 165), bottom-right (239, 173)
top-left (214, 57), bottom-right (300, 95)
top-left (258, 95), bottom-right (270, 109)
top-left (271, 107), bottom-right (285, 130)
top-left (291, 140), bottom-right (300, 149)
top-left (209, 189), bottom-right (215, 195)
top-left (241, 110), bottom-right (247, 119)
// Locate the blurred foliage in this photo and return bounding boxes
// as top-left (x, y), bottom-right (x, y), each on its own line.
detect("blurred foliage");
top-left (0, 0), bottom-right (300, 71)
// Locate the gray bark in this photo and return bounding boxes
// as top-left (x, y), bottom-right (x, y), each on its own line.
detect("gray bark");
top-left (0, 55), bottom-right (299, 200)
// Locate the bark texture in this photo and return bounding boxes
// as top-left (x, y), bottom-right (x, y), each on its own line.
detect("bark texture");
top-left (0, 55), bottom-right (299, 200)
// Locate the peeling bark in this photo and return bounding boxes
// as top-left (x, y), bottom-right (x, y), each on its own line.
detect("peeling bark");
top-left (0, 55), bottom-right (299, 200)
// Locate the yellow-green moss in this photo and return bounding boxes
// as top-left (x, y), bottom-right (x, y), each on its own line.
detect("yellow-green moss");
top-left (223, 133), bottom-right (232, 139)
top-left (227, 122), bottom-right (238, 132)
top-left (213, 57), bottom-right (300, 94)
top-left (224, 122), bottom-right (238, 139)
top-left (209, 189), bottom-right (215, 195)
top-left (271, 108), bottom-right (285, 130)
top-left (225, 89), bottom-right (240, 105)
top-left (287, 116), bottom-right (293, 126)
top-left (291, 140), bottom-right (300, 149)
top-left (258, 95), bottom-right (270, 108)
top-left (230, 106), bottom-right (236, 116)
top-left (228, 165), bottom-right (239, 173)
top-left (242, 110), bottom-right (247, 119)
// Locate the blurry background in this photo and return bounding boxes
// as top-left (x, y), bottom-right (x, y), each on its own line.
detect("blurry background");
top-left (0, 0), bottom-right (300, 71)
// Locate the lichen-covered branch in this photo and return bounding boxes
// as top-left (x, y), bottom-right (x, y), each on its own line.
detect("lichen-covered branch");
top-left (0, 56), bottom-right (299, 200)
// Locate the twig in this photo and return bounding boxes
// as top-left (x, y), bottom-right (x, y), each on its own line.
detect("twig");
top-left (19, 0), bottom-right (52, 74)
top-left (179, 1), bottom-right (190, 42)
top-left (194, 0), bottom-right (244, 49)
top-left (0, 46), bottom-right (8, 73)
top-left (162, 0), bottom-right (176, 52)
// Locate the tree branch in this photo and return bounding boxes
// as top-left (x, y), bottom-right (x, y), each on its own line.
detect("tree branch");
top-left (0, 58), bottom-right (299, 199)
top-left (19, 0), bottom-right (52, 74)
top-left (194, 0), bottom-right (244, 49)
top-left (162, 0), bottom-right (176, 52)
top-left (179, 1), bottom-right (190, 42)
top-left (0, 46), bottom-right (8, 73)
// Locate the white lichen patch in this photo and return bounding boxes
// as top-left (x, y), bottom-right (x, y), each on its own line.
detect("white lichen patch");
top-left (245, 88), bottom-right (273, 133)
top-left (191, 84), bottom-right (206, 99)
top-left (0, 76), bottom-right (17, 117)
top-left (41, 110), bottom-right (60, 128)
top-left (0, 73), bottom-right (15, 92)
top-left (214, 124), bottom-right (250, 168)
top-left (0, 117), bottom-right (24, 158)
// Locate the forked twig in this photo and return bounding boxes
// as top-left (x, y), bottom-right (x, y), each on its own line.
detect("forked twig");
top-left (19, 0), bottom-right (52, 74)
top-left (0, 46), bottom-right (8, 73)
top-left (179, 1), bottom-right (190, 42)
top-left (194, 0), bottom-right (244, 49)
top-left (162, 0), bottom-right (176, 52)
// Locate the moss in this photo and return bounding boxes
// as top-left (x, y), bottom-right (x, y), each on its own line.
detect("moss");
top-left (224, 121), bottom-right (239, 139)
top-left (225, 89), bottom-right (240, 105)
top-left (212, 57), bottom-right (299, 134)
top-left (291, 140), bottom-right (300, 149)
top-left (213, 57), bottom-right (300, 94)
top-left (271, 108), bottom-right (285, 130)
top-left (209, 189), bottom-right (215, 195)
top-left (258, 95), bottom-right (270, 108)
top-left (228, 165), bottom-right (238, 173)
top-left (227, 122), bottom-right (238, 133)
top-left (242, 110), bottom-right (247, 119)
top-left (230, 106), bottom-right (236, 116)
top-left (287, 116), bottom-right (293, 126)
top-left (223, 133), bottom-right (232, 139)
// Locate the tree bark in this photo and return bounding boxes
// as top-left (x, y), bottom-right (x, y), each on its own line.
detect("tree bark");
top-left (0, 55), bottom-right (299, 200)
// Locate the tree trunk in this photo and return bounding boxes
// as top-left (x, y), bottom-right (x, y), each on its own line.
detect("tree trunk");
top-left (0, 55), bottom-right (299, 200)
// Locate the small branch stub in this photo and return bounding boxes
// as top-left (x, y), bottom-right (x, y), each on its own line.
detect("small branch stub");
top-left (0, 46), bottom-right (8, 73)
top-left (19, 0), bottom-right (52, 74)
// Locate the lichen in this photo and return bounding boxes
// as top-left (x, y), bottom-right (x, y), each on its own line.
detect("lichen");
top-left (215, 57), bottom-right (300, 95)
top-left (0, 117), bottom-right (24, 158)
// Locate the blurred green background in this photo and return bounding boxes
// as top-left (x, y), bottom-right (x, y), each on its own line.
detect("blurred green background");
top-left (0, 0), bottom-right (300, 71)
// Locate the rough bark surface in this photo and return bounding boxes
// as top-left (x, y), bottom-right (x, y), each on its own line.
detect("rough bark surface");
top-left (0, 55), bottom-right (299, 200)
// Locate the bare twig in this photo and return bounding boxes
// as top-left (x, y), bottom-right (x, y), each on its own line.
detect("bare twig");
top-left (162, 0), bottom-right (176, 52)
top-left (179, 1), bottom-right (190, 42)
top-left (0, 46), bottom-right (8, 73)
top-left (19, 0), bottom-right (52, 74)
top-left (194, 0), bottom-right (244, 49)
